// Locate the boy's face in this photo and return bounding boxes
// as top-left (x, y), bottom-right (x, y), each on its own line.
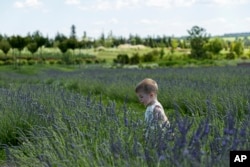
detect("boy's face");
top-left (136, 91), bottom-right (154, 106)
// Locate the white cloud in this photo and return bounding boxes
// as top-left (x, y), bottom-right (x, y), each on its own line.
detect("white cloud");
top-left (14, 0), bottom-right (43, 9)
top-left (78, 0), bottom-right (142, 11)
top-left (145, 0), bottom-right (196, 8)
top-left (65, 0), bottom-right (81, 5)
top-left (212, 0), bottom-right (249, 5)
top-left (69, 0), bottom-right (250, 11)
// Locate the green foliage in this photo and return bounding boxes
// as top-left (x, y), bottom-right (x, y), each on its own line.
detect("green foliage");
top-left (130, 53), bottom-right (140, 64)
top-left (61, 53), bottom-right (74, 65)
top-left (231, 39), bottom-right (244, 56)
top-left (27, 42), bottom-right (38, 55)
top-left (113, 54), bottom-right (129, 65)
top-left (58, 40), bottom-right (68, 53)
top-left (170, 38), bottom-right (178, 54)
top-left (187, 26), bottom-right (210, 59)
top-left (0, 40), bottom-right (11, 55)
top-left (67, 38), bottom-right (78, 51)
top-left (206, 37), bottom-right (224, 54)
top-left (8, 35), bottom-right (27, 53)
top-left (142, 49), bottom-right (160, 62)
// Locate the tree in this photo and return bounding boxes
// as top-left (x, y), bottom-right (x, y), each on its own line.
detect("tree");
top-left (187, 26), bottom-right (210, 59)
top-left (206, 38), bottom-right (224, 55)
top-left (55, 32), bottom-right (67, 42)
top-left (32, 31), bottom-right (46, 48)
top-left (170, 38), bottom-right (178, 54)
top-left (0, 39), bottom-right (11, 55)
top-left (27, 42), bottom-right (38, 55)
top-left (8, 35), bottom-right (27, 68)
top-left (70, 25), bottom-right (76, 39)
top-left (67, 38), bottom-right (78, 55)
top-left (8, 35), bottom-right (27, 56)
top-left (58, 40), bottom-right (68, 54)
top-left (232, 39), bottom-right (244, 57)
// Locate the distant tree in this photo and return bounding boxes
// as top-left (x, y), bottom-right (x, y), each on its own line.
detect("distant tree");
top-left (28, 31), bottom-right (47, 59)
top-left (0, 39), bottom-right (11, 55)
top-left (231, 39), bottom-right (244, 57)
top-left (70, 25), bottom-right (76, 39)
top-left (187, 26), bottom-right (210, 59)
top-left (44, 36), bottom-right (54, 48)
top-left (27, 42), bottom-right (38, 55)
top-left (32, 31), bottom-right (46, 49)
top-left (170, 38), bottom-right (178, 54)
top-left (0, 34), bottom-right (3, 41)
top-left (105, 31), bottom-right (114, 48)
top-left (58, 40), bottom-right (68, 54)
top-left (8, 35), bottom-right (26, 68)
top-left (8, 35), bottom-right (27, 56)
top-left (243, 36), bottom-right (250, 48)
top-left (206, 38), bottom-right (224, 54)
top-left (55, 32), bottom-right (67, 42)
top-left (67, 38), bottom-right (78, 54)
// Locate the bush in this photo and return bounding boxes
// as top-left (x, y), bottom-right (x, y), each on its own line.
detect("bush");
top-left (130, 53), bottom-right (140, 65)
top-left (85, 59), bottom-right (92, 64)
top-left (113, 54), bottom-right (129, 65)
top-left (61, 54), bottom-right (74, 65)
top-left (142, 49), bottom-right (160, 62)
top-left (240, 55), bottom-right (249, 60)
top-left (4, 59), bottom-right (13, 65)
top-left (0, 60), bottom-right (4, 65)
top-left (17, 59), bottom-right (27, 66)
top-left (226, 52), bottom-right (236, 59)
top-left (28, 60), bottom-right (36, 65)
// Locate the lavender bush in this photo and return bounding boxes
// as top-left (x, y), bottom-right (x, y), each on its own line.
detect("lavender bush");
top-left (0, 66), bottom-right (249, 166)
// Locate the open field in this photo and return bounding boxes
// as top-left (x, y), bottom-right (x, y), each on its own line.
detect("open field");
top-left (1, 45), bottom-right (249, 68)
top-left (0, 65), bottom-right (250, 166)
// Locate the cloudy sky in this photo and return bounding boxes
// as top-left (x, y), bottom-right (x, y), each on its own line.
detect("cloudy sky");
top-left (0, 0), bottom-right (250, 39)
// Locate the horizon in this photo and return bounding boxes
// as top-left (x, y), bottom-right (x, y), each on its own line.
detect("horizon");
top-left (1, 0), bottom-right (250, 39)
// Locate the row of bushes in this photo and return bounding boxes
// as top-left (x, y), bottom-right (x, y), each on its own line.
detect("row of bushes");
top-left (0, 55), bottom-right (104, 66)
top-left (113, 49), bottom-right (163, 65)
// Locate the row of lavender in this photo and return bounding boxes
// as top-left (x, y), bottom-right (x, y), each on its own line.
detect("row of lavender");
top-left (0, 66), bottom-right (249, 166)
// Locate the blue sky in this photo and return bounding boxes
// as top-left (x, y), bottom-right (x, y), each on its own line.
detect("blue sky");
top-left (1, 0), bottom-right (250, 39)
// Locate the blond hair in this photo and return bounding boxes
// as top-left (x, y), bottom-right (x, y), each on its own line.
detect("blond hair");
top-left (135, 78), bottom-right (158, 94)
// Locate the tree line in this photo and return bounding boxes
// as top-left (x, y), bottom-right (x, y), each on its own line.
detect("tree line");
top-left (0, 25), bottom-right (249, 60)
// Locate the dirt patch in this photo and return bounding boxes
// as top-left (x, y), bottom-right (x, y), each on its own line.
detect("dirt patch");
top-left (117, 44), bottom-right (146, 50)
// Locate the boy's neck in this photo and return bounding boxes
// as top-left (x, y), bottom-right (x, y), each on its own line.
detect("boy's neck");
top-left (147, 98), bottom-right (158, 107)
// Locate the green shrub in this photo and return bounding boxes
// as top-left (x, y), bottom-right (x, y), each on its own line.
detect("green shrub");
top-left (226, 51), bottom-right (236, 59)
top-left (85, 59), bottom-right (92, 64)
top-left (130, 53), bottom-right (140, 65)
top-left (240, 55), bottom-right (249, 60)
top-left (28, 60), bottom-right (36, 65)
top-left (114, 54), bottom-right (129, 65)
top-left (142, 49), bottom-right (159, 62)
top-left (0, 60), bottom-right (4, 65)
top-left (4, 59), bottom-right (13, 65)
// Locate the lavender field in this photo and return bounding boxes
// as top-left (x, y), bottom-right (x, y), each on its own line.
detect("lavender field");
top-left (0, 66), bottom-right (249, 167)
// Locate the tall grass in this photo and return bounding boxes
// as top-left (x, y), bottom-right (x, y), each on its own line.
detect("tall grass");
top-left (0, 66), bottom-right (249, 166)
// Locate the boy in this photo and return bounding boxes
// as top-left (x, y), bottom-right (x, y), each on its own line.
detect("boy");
top-left (135, 78), bottom-right (170, 166)
top-left (135, 78), bottom-right (170, 140)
